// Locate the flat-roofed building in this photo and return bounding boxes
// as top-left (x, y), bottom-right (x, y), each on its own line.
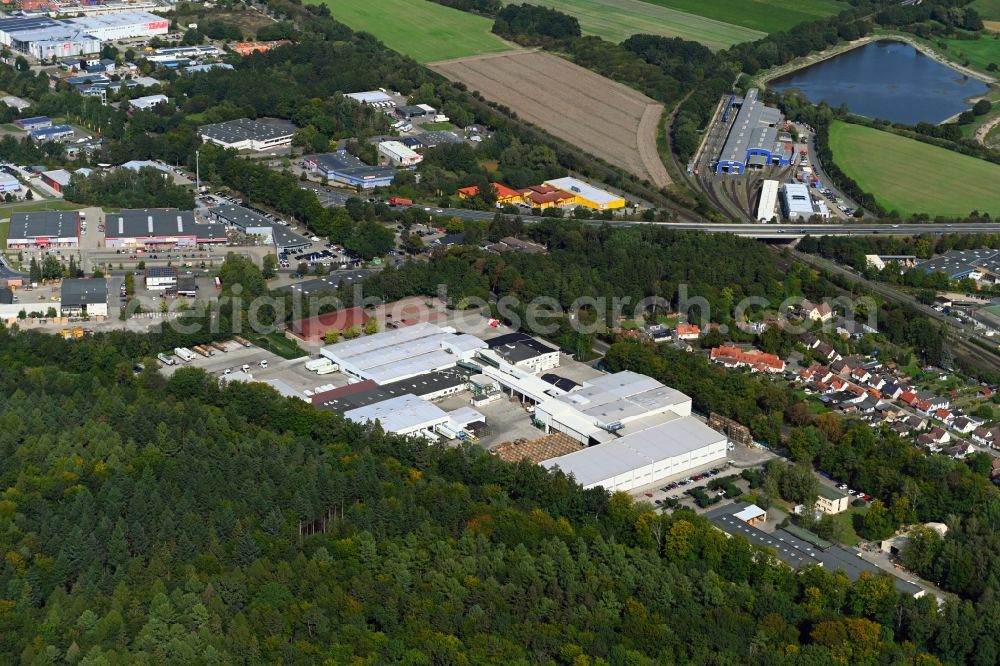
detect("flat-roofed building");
top-left (128, 94), bottom-right (168, 111)
top-left (344, 90), bottom-right (395, 109)
top-left (377, 140), bottom-right (422, 166)
top-left (815, 485), bottom-right (849, 515)
top-left (544, 177), bottom-right (625, 211)
top-left (104, 208), bottom-right (226, 248)
top-left (31, 125), bottom-right (74, 142)
top-left (0, 175), bottom-right (22, 194)
top-left (313, 367), bottom-right (472, 412)
top-left (715, 89), bottom-right (792, 175)
top-left (144, 265), bottom-right (178, 290)
top-left (7, 211), bottom-right (79, 249)
top-left (303, 151), bottom-right (396, 189)
top-left (485, 331), bottom-right (560, 374)
top-left (344, 393), bottom-right (450, 436)
top-left (319, 322), bottom-right (487, 385)
top-left (781, 182), bottom-right (829, 220)
top-left (206, 203), bottom-right (309, 253)
top-left (61, 278), bottom-right (107, 317)
top-left (199, 118), bottom-right (295, 151)
top-left (542, 416), bottom-right (727, 492)
top-left (756, 179), bottom-right (779, 222)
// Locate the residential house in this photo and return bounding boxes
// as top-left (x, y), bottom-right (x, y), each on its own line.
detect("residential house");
top-left (881, 382), bottom-right (903, 401)
top-left (815, 342), bottom-right (841, 363)
top-left (675, 323), bottom-right (701, 341)
top-left (801, 300), bottom-right (833, 322)
top-left (972, 425), bottom-right (999, 447)
top-left (945, 442), bottom-right (975, 459)
top-left (851, 367), bottom-right (872, 384)
top-left (951, 416), bottom-right (979, 434)
top-left (709, 345), bottom-right (785, 373)
top-left (643, 323), bottom-right (672, 343)
top-left (933, 408), bottom-right (954, 425)
top-left (800, 333), bottom-right (820, 349)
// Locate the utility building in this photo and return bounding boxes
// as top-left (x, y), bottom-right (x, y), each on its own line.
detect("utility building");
top-left (715, 89), bottom-right (792, 175)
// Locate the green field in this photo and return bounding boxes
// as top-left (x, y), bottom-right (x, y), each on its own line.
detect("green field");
top-left (0, 200), bottom-right (82, 220)
top-left (0, 221), bottom-right (7, 247)
top-left (940, 35), bottom-right (1000, 73)
top-left (972, 0), bottom-right (1000, 21)
top-left (321, 0), bottom-right (512, 62)
top-left (521, 0), bottom-right (764, 48)
top-left (641, 0), bottom-right (847, 33)
top-left (828, 120), bottom-right (1000, 217)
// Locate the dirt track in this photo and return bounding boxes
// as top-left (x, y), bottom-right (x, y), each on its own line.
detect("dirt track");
top-left (432, 51), bottom-right (671, 187)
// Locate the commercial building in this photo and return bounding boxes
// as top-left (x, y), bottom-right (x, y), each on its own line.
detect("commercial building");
top-left (144, 266), bottom-right (178, 291)
top-left (457, 182), bottom-right (524, 207)
top-left (14, 116), bottom-right (51, 131)
top-left (344, 90), bottom-right (395, 109)
top-left (709, 345), bottom-right (785, 373)
top-left (198, 118), bottom-right (295, 152)
top-left (519, 184), bottom-right (577, 210)
top-left (304, 152), bottom-right (396, 189)
top-left (60, 278), bottom-right (107, 317)
top-left (147, 45), bottom-right (221, 61)
top-left (344, 393), bottom-right (449, 437)
top-left (31, 125), bottom-right (74, 142)
top-left (707, 503), bottom-right (924, 596)
top-left (118, 159), bottom-right (172, 176)
top-left (313, 368), bottom-right (473, 412)
top-left (104, 209), bottom-right (227, 248)
top-left (914, 249), bottom-right (1000, 282)
top-left (485, 331), bottom-right (560, 375)
top-left (756, 179), bottom-right (779, 222)
top-left (7, 211), bottom-right (79, 249)
top-left (287, 307), bottom-right (370, 344)
top-left (40, 169), bottom-right (72, 192)
top-left (535, 371), bottom-right (693, 445)
top-left (377, 140), bottom-right (423, 166)
top-left (128, 94), bottom-right (168, 111)
top-left (543, 177), bottom-right (625, 211)
top-left (542, 416), bottom-right (727, 492)
top-left (396, 104), bottom-right (435, 119)
top-left (715, 89), bottom-right (792, 175)
top-left (0, 12), bottom-right (166, 59)
top-left (206, 203), bottom-right (310, 253)
top-left (415, 130), bottom-right (463, 147)
top-left (815, 485), bottom-right (849, 515)
top-left (319, 322), bottom-right (487, 385)
top-left (781, 183), bottom-right (829, 220)
top-left (61, 12), bottom-right (168, 42)
top-left (0, 175), bottom-right (21, 194)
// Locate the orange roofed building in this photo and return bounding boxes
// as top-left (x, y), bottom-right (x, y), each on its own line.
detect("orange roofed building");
top-left (233, 41), bottom-right (290, 56)
top-left (710, 345), bottom-right (785, 373)
top-left (457, 182), bottom-right (524, 206)
top-left (287, 307), bottom-right (369, 344)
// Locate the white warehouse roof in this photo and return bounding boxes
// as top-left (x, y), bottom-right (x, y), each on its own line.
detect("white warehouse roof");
top-left (345, 90), bottom-right (394, 105)
top-left (320, 322), bottom-right (487, 385)
top-left (544, 177), bottom-right (621, 206)
top-left (757, 179), bottom-right (779, 222)
top-left (782, 183), bottom-right (815, 217)
top-left (345, 394), bottom-right (449, 434)
top-left (542, 416), bottom-right (727, 490)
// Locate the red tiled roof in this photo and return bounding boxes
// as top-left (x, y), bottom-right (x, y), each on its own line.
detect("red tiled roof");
top-left (710, 345), bottom-right (784, 371)
top-left (676, 323), bottom-right (700, 337)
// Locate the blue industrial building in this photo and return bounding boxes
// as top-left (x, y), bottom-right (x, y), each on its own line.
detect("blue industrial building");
top-left (304, 151), bottom-right (396, 190)
top-left (30, 124), bottom-right (74, 142)
top-left (714, 89), bottom-right (793, 175)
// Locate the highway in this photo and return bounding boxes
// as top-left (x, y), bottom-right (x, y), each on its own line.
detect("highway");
top-left (299, 183), bottom-right (1000, 237)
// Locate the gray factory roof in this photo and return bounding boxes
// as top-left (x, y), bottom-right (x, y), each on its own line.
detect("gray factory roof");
top-left (9, 211), bottom-right (77, 240)
top-left (199, 118), bottom-right (294, 145)
top-left (210, 203), bottom-right (271, 229)
top-left (551, 370), bottom-right (689, 426)
top-left (718, 89), bottom-right (782, 164)
top-left (707, 503), bottom-right (923, 595)
top-left (269, 224), bottom-right (310, 250)
top-left (344, 394), bottom-right (449, 432)
top-left (415, 130), bottom-right (463, 147)
top-left (541, 416), bottom-right (724, 486)
top-left (105, 209), bottom-right (225, 239)
top-left (315, 368), bottom-right (472, 412)
top-left (64, 11), bottom-right (165, 31)
top-left (915, 249), bottom-right (1000, 279)
top-left (311, 152), bottom-right (396, 180)
top-left (61, 278), bottom-right (107, 306)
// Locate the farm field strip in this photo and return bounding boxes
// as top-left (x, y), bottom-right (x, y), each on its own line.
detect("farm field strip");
top-left (322, 0), bottom-right (512, 63)
top-left (517, 0), bottom-right (763, 48)
top-left (433, 51), bottom-right (668, 185)
top-left (639, 0), bottom-right (847, 33)
top-left (828, 120), bottom-right (1000, 218)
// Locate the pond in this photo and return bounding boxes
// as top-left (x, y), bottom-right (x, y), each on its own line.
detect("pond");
top-left (770, 40), bottom-right (990, 125)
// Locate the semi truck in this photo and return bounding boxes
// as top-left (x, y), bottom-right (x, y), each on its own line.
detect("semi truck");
top-left (157, 352), bottom-right (176, 366)
top-left (174, 347), bottom-right (196, 362)
top-left (388, 197), bottom-right (412, 207)
top-left (305, 358), bottom-right (334, 372)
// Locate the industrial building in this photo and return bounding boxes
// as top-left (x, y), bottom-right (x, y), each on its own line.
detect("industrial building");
top-left (287, 307), bottom-right (369, 344)
top-left (206, 203), bottom-right (310, 253)
top-left (313, 368), bottom-right (473, 413)
top-left (147, 45), bottom-right (221, 62)
top-left (914, 249), bottom-right (1000, 282)
top-left (303, 152), bottom-right (396, 189)
top-left (40, 168), bottom-right (72, 192)
top-left (543, 177), bottom-right (625, 211)
top-left (60, 278), bottom-right (108, 317)
top-left (1, 95), bottom-right (30, 111)
top-left (377, 140), bottom-right (423, 166)
top-left (534, 371), bottom-right (692, 445)
top-left (542, 416), bottom-right (727, 492)
top-left (343, 394), bottom-right (449, 438)
top-left (344, 90), bottom-right (395, 109)
top-left (781, 182), bottom-right (829, 220)
top-left (0, 175), bottom-right (21, 194)
top-left (198, 118), bottom-right (295, 152)
top-left (13, 115), bottom-right (50, 130)
top-left (104, 209), bottom-right (227, 248)
top-left (61, 12), bottom-right (168, 42)
top-left (756, 179), bottom-right (779, 222)
top-left (144, 266), bottom-right (178, 291)
top-left (319, 322), bottom-right (487, 385)
top-left (30, 125), bottom-right (74, 142)
top-left (714, 89), bottom-right (793, 175)
top-left (0, 12), bottom-right (166, 59)
top-left (6, 211), bottom-right (79, 249)
top-left (128, 93), bottom-right (168, 111)
top-left (485, 331), bottom-right (560, 374)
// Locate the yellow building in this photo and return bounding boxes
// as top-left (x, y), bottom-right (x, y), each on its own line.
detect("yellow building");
top-left (544, 177), bottom-right (625, 210)
top-left (815, 486), bottom-right (849, 515)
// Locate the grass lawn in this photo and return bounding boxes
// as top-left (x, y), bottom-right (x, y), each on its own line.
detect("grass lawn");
top-left (827, 120), bottom-right (1000, 217)
top-left (319, 0), bottom-right (512, 63)
top-left (420, 121), bottom-right (458, 131)
top-left (0, 221), bottom-right (7, 247)
top-left (519, 0), bottom-right (764, 48)
top-left (940, 34), bottom-right (1000, 73)
top-left (972, 0), bottom-right (1000, 21)
top-left (1, 123), bottom-right (22, 132)
top-left (0, 200), bottom-right (82, 220)
top-left (247, 331), bottom-right (307, 359)
top-left (828, 507), bottom-right (864, 546)
top-left (640, 0), bottom-right (846, 33)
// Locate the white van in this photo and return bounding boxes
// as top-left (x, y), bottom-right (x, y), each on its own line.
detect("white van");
top-left (259, 359), bottom-right (268, 369)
